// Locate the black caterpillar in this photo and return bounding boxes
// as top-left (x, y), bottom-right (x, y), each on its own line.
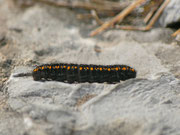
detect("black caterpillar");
top-left (32, 63), bottom-right (136, 83)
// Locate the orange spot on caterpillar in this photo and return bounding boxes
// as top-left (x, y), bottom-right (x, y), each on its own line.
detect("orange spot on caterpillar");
top-left (122, 67), bottom-right (126, 70)
top-left (116, 67), bottom-right (118, 71)
top-left (100, 68), bottom-right (102, 71)
top-left (67, 66), bottom-right (70, 70)
top-left (108, 68), bottom-right (111, 71)
top-left (90, 67), bottom-right (93, 70)
top-left (79, 67), bottom-right (83, 70)
top-left (48, 66), bottom-right (51, 69)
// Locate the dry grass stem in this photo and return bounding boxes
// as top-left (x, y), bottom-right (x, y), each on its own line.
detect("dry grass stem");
top-left (172, 29), bottom-right (180, 37)
top-left (91, 10), bottom-right (104, 25)
top-left (35, 0), bottom-right (129, 12)
top-left (116, 0), bottom-right (171, 31)
top-left (145, 0), bottom-right (171, 30)
top-left (90, 0), bottom-right (146, 36)
top-left (143, 7), bottom-right (157, 24)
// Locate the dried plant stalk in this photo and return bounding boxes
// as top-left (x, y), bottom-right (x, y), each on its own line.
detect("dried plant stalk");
top-left (172, 29), bottom-right (180, 37)
top-left (35, 0), bottom-right (129, 12)
top-left (116, 0), bottom-right (171, 31)
top-left (90, 0), bottom-right (146, 36)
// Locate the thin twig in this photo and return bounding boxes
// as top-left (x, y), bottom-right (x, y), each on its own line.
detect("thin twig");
top-left (143, 0), bottom-right (163, 24)
top-left (116, 0), bottom-right (170, 31)
top-left (143, 7), bottom-right (157, 24)
top-left (90, 0), bottom-right (146, 36)
top-left (91, 0), bottom-right (131, 8)
top-left (91, 10), bottom-right (104, 25)
top-left (76, 11), bottom-right (103, 25)
top-left (35, 0), bottom-right (128, 12)
top-left (76, 13), bottom-right (93, 20)
top-left (172, 29), bottom-right (180, 37)
top-left (116, 25), bottom-right (147, 31)
top-left (144, 0), bottom-right (171, 30)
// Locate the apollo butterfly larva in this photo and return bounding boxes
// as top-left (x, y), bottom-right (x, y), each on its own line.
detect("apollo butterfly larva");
top-left (32, 63), bottom-right (136, 83)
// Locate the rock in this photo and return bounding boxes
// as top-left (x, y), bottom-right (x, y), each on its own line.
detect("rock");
top-left (5, 71), bottom-right (180, 135)
top-left (176, 34), bottom-right (180, 42)
top-left (158, 0), bottom-right (180, 27)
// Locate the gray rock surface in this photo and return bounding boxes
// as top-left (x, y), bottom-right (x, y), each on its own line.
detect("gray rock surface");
top-left (158, 0), bottom-right (180, 27)
top-left (0, 0), bottom-right (180, 135)
top-left (6, 73), bottom-right (180, 135)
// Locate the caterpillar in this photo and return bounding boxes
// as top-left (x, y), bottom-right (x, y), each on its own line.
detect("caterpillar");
top-left (32, 63), bottom-right (136, 83)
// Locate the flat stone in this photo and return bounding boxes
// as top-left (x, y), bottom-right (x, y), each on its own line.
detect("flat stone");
top-left (5, 72), bottom-right (180, 135)
top-left (158, 0), bottom-right (180, 27)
